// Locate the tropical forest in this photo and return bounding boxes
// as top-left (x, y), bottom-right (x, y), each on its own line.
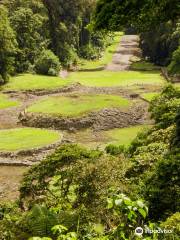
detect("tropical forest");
top-left (0, 0), bottom-right (179, 239)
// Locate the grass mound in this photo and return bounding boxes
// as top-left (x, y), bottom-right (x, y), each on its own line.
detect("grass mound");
top-left (3, 74), bottom-right (72, 91)
top-left (68, 70), bottom-right (164, 87)
top-left (104, 125), bottom-right (150, 146)
top-left (141, 92), bottom-right (159, 101)
top-left (0, 94), bottom-right (19, 110)
top-left (0, 128), bottom-right (62, 151)
top-left (27, 94), bottom-right (130, 117)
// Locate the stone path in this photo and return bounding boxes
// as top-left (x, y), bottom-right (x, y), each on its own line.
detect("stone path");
top-left (106, 35), bottom-right (142, 71)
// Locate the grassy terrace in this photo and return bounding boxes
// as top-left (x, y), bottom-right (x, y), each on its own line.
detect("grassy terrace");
top-left (0, 128), bottom-right (62, 151)
top-left (141, 92), bottom-right (160, 101)
top-left (67, 125), bottom-right (151, 149)
top-left (79, 32), bottom-right (123, 70)
top-left (104, 125), bottom-right (151, 146)
top-left (27, 94), bottom-right (130, 117)
top-left (68, 70), bottom-right (165, 87)
top-left (3, 74), bottom-right (72, 91)
top-left (0, 94), bottom-right (19, 110)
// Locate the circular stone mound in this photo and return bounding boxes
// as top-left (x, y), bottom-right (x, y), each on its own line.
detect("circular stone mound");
top-left (27, 94), bottom-right (130, 117)
top-left (0, 128), bottom-right (62, 152)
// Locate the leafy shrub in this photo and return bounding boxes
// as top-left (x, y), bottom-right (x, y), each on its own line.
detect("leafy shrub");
top-left (80, 44), bottom-right (101, 60)
top-left (19, 144), bottom-right (132, 231)
top-left (149, 85), bottom-right (180, 129)
top-left (35, 50), bottom-right (61, 76)
top-left (25, 205), bottom-right (59, 238)
top-left (142, 151), bottom-right (180, 221)
top-left (160, 212), bottom-right (180, 240)
top-left (168, 46), bottom-right (180, 75)
top-left (105, 144), bottom-right (125, 156)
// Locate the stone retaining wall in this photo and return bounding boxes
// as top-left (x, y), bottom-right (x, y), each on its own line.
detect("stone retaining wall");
top-left (19, 103), bottom-right (148, 131)
top-left (3, 83), bottom-right (81, 96)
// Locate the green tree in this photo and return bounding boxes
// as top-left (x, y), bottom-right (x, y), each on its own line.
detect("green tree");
top-left (10, 6), bottom-right (48, 72)
top-left (0, 5), bottom-right (17, 83)
top-left (93, 0), bottom-right (180, 31)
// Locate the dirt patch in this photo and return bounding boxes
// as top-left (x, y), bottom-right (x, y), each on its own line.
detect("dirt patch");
top-left (0, 166), bottom-right (28, 201)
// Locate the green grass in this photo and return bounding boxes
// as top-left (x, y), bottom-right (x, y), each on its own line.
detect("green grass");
top-left (174, 83), bottom-right (180, 89)
top-left (0, 94), bottom-right (19, 110)
top-left (104, 125), bottom-right (151, 146)
top-left (79, 32), bottom-right (123, 70)
top-left (0, 128), bottom-right (62, 151)
top-left (131, 60), bottom-right (160, 71)
top-left (141, 92), bottom-right (160, 101)
top-left (27, 94), bottom-right (130, 117)
top-left (68, 70), bottom-right (165, 87)
top-left (3, 74), bottom-right (72, 91)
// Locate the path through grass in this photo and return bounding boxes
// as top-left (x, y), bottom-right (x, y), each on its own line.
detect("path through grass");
top-left (79, 32), bottom-right (123, 70)
top-left (27, 94), bottom-right (130, 117)
top-left (0, 128), bottom-right (62, 151)
top-left (3, 74), bottom-right (72, 91)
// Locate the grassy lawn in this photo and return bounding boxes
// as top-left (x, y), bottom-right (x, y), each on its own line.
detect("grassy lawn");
top-left (79, 32), bottom-right (123, 70)
top-left (141, 92), bottom-right (160, 101)
top-left (104, 125), bottom-right (151, 146)
top-left (68, 70), bottom-right (165, 87)
top-left (0, 128), bottom-right (62, 151)
top-left (3, 74), bottom-right (72, 91)
top-left (0, 94), bottom-right (19, 110)
top-left (27, 94), bottom-right (130, 117)
top-left (64, 125), bottom-right (151, 149)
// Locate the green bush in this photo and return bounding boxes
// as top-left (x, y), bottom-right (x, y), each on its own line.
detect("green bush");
top-left (80, 44), bottom-right (101, 60)
top-left (160, 212), bottom-right (180, 240)
top-left (168, 46), bottom-right (180, 75)
top-left (35, 50), bottom-right (61, 76)
top-left (105, 144), bottom-right (125, 156)
top-left (142, 151), bottom-right (180, 220)
top-left (149, 85), bottom-right (180, 129)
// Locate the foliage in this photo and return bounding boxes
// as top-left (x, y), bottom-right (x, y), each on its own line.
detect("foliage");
top-left (0, 5), bottom-right (17, 83)
top-left (19, 144), bottom-right (131, 228)
top-left (79, 44), bottom-right (101, 60)
top-left (35, 50), bottom-right (61, 76)
top-left (10, 6), bottom-right (48, 73)
top-left (42, 0), bottom-right (105, 66)
top-left (107, 193), bottom-right (149, 239)
top-left (149, 85), bottom-right (180, 128)
top-left (168, 45), bottom-right (180, 75)
top-left (79, 32), bottom-right (123, 70)
top-left (140, 21), bottom-right (179, 66)
top-left (105, 144), bottom-right (125, 156)
top-left (93, 0), bottom-right (180, 32)
top-left (142, 150), bottom-right (180, 220)
top-left (160, 212), bottom-right (180, 239)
